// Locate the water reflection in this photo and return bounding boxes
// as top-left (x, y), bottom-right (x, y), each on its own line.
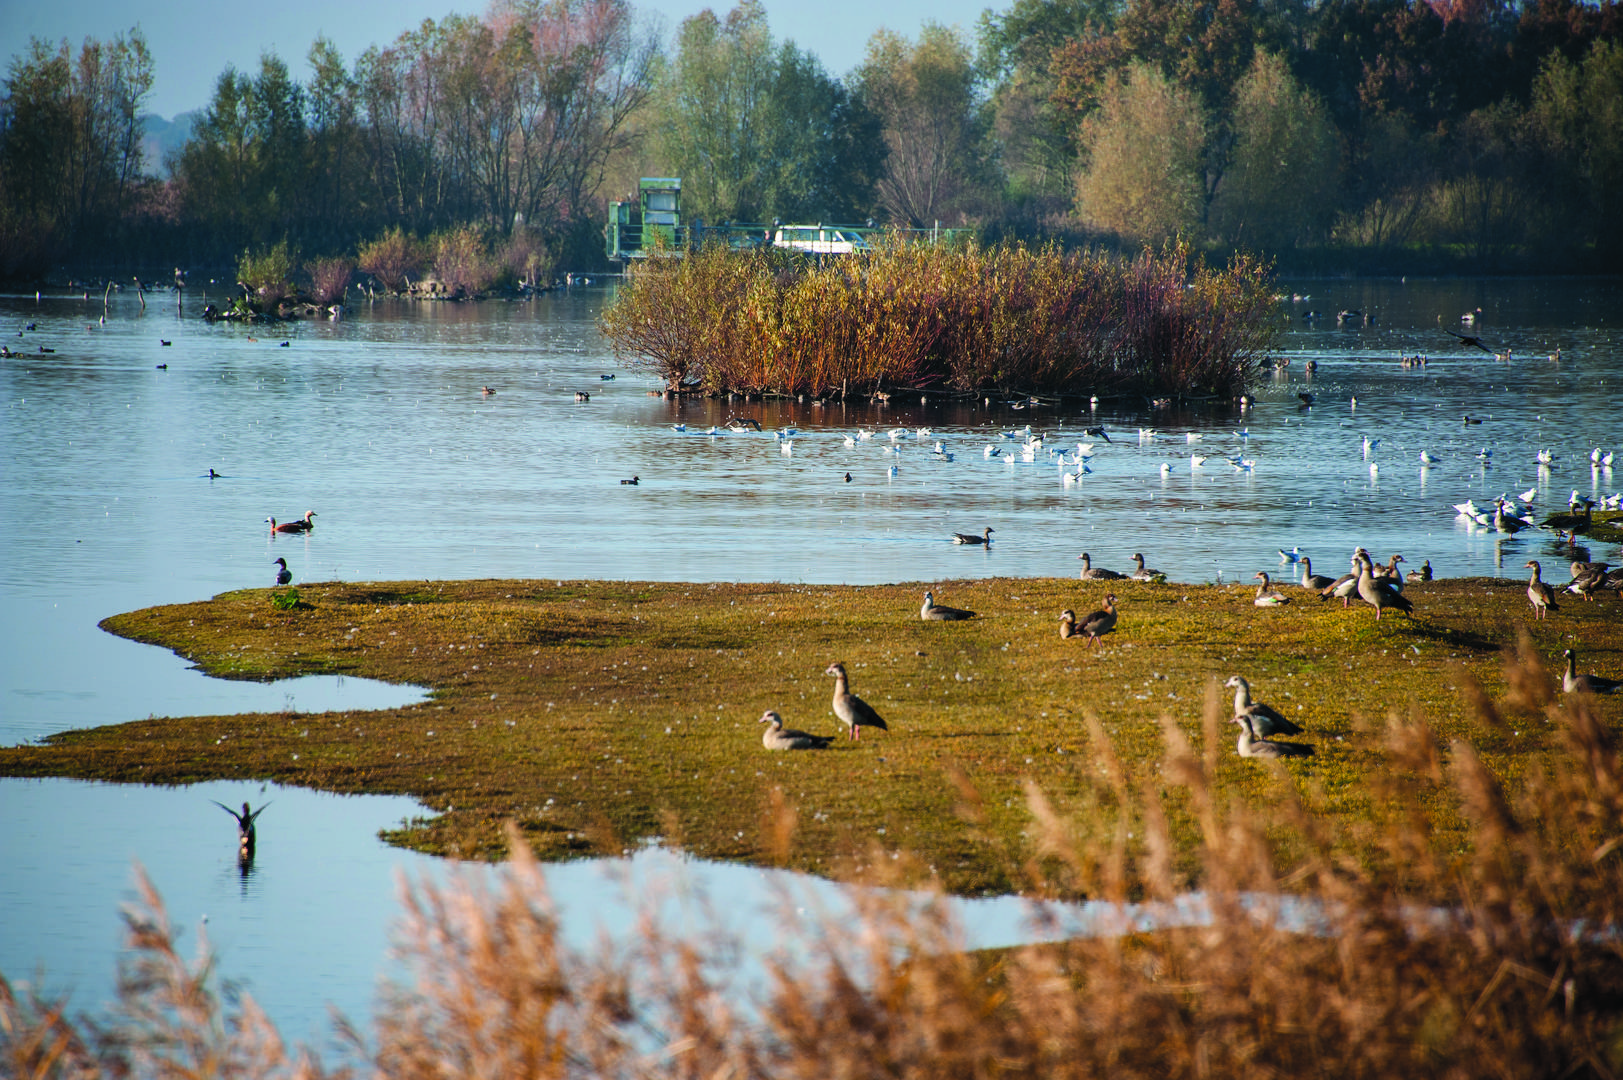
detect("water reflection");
top-left (0, 775), bottom-right (1318, 1047)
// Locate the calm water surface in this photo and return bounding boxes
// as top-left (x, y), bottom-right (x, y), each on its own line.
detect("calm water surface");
top-left (2, 276), bottom-right (1620, 1041)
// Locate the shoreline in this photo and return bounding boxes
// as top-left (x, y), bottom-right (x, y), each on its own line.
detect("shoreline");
top-left (3, 574), bottom-right (1618, 897)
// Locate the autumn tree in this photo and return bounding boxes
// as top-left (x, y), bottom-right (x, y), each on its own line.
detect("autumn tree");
top-left (854, 24), bottom-right (987, 226)
top-left (1074, 61), bottom-right (1206, 244)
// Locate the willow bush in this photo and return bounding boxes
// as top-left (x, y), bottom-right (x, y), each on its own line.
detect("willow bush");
top-left (600, 237), bottom-right (1280, 398)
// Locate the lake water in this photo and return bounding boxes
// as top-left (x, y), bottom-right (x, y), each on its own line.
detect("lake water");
top-left (1, 276), bottom-right (1620, 1043)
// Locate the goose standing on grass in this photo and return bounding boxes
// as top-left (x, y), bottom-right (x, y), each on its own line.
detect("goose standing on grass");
top-left (1059, 609), bottom-right (1077, 639)
top-left (1129, 553), bottom-right (1165, 582)
top-left (1224, 676), bottom-right (1303, 737)
top-left (1232, 714), bottom-right (1314, 759)
top-left (825, 662), bottom-right (888, 741)
top-left (759, 710), bottom-right (835, 750)
top-left (267, 511), bottom-right (316, 534)
top-left (1253, 571), bottom-right (1291, 606)
top-left (953, 526), bottom-right (994, 545)
top-left (921, 591), bottom-right (976, 621)
top-left (1566, 564), bottom-right (1609, 601)
top-left (1357, 555), bottom-right (1414, 620)
top-left (1299, 557), bottom-right (1335, 590)
top-left (1562, 650), bottom-right (1621, 694)
top-left (1078, 552), bottom-right (1125, 580)
top-left (273, 557), bottom-right (292, 586)
top-left (1077, 594), bottom-right (1119, 646)
top-left (1525, 560), bottom-right (1559, 620)
top-left (1406, 559), bottom-right (1433, 583)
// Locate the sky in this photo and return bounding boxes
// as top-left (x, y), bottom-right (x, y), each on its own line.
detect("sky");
top-left (2, 0), bottom-right (994, 121)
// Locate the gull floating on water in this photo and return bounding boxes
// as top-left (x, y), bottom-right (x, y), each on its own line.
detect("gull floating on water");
top-left (1279, 547), bottom-right (1302, 563)
top-left (1537, 448), bottom-right (1554, 465)
top-left (1362, 436), bottom-right (1379, 457)
top-left (1419, 450), bottom-right (1437, 465)
top-left (1191, 454), bottom-right (1207, 468)
top-left (1186, 432), bottom-right (1204, 443)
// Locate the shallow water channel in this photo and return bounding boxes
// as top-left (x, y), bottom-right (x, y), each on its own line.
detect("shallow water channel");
top-left (1, 276), bottom-right (1619, 1042)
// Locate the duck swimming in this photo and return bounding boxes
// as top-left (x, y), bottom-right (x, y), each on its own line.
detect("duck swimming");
top-left (267, 511), bottom-right (317, 533)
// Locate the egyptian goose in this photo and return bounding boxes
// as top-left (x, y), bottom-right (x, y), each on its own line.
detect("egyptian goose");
top-left (1525, 561), bottom-right (1559, 621)
top-left (1371, 554), bottom-right (1406, 591)
top-left (825, 662), bottom-right (888, 740)
top-left (921, 591), bottom-right (976, 621)
top-left (1225, 676), bottom-right (1302, 737)
top-left (267, 511), bottom-right (316, 533)
top-left (273, 557), bottom-right (292, 586)
top-left (1562, 650), bottom-right (1620, 694)
top-left (1232, 714), bottom-right (1313, 759)
top-left (953, 526), bottom-right (994, 545)
top-left (1078, 552), bottom-right (1125, 580)
top-left (1253, 572), bottom-right (1291, 606)
top-left (759, 710), bottom-right (834, 749)
top-left (1357, 555), bottom-right (1413, 620)
top-left (1078, 594), bottom-right (1118, 645)
top-left (1129, 553), bottom-right (1165, 582)
top-left (1299, 557), bottom-right (1335, 590)
top-left (1059, 609), bottom-right (1077, 639)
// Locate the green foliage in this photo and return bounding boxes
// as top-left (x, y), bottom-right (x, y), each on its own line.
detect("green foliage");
top-left (1529, 39), bottom-right (1623, 256)
top-left (237, 240), bottom-right (296, 306)
top-left (270, 587), bottom-right (301, 611)
top-left (601, 237), bottom-right (1277, 398)
top-left (654, 1), bottom-right (880, 223)
top-left (1210, 51), bottom-right (1340, 250)
top-left (0, 29), bottom-right (152, 252)
top-left (1075, 63), bottom-right (1207, 245)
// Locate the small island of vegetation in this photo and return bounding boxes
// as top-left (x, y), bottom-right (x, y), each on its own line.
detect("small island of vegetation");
top-left (600, 239), bottom-right (1280, 401)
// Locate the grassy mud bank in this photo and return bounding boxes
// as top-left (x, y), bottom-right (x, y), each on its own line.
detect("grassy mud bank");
top-left (2, 576), bottom-right (1618, 896)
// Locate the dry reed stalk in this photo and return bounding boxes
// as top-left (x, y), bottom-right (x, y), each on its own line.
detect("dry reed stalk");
top-left (10, 646), bottom-right (1623, 1077)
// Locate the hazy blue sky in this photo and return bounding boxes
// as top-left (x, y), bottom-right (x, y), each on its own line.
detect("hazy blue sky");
top-left (2, 0), bottom-right (992, 120)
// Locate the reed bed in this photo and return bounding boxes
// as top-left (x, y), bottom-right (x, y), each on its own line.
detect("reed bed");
top-left (599, 239), bottom-right (1280, 400)
top-left (7, 644), bottom-right (1622, 1078)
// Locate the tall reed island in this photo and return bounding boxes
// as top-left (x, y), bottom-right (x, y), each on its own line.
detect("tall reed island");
top-left (599, 238), bottom-right (1281, 401)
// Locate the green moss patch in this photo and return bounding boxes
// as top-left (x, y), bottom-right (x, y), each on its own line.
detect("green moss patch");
top-left (3, 576), bottom-right (1618, 895)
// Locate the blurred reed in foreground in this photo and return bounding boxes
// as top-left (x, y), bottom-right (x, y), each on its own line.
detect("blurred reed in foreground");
top-left (6, 645), bottom-right (1622, 1078)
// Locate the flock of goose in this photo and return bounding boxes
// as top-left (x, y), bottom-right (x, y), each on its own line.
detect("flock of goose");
top-left (756, 550), bottom-right (1618, 758)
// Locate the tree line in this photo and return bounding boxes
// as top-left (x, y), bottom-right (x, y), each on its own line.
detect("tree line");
top-left (2, 0), bottom-right (1620, 283)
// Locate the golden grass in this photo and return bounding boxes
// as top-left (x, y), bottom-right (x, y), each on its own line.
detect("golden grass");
top-left (1, 575), bottom-right (1618, 898)
top-left (7, 636), bottom-right (1623, 1076)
